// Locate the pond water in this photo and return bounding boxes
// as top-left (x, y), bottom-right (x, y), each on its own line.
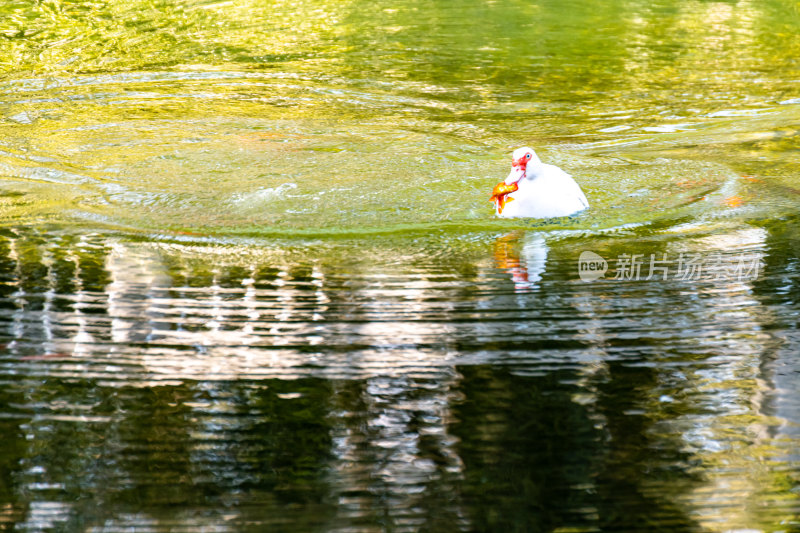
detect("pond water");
top-left (0, 0), bottom-right (799, 531)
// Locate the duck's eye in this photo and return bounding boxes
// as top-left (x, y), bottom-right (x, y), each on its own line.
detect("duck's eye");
top-left (526, 153), bottom-right (531, 159)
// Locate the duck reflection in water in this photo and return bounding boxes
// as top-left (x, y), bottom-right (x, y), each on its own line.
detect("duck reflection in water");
top-left (492, 232), bottom-right (548, 292)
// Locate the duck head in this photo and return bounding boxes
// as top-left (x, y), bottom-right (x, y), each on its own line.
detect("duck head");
top-left (504, 147), bottom-right (541, 185)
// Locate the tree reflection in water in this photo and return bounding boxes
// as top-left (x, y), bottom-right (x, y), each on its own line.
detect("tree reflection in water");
top-left (0, 226), bottom-right (797, 531)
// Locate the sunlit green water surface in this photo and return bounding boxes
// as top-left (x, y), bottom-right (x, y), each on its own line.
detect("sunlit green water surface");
top-left (0, 0), bottom-right (799, 531)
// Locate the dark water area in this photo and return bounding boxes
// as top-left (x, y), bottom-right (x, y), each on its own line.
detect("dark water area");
top-left (1, 0), bottom-right (800, 531)
top-left (0, 221), bottom-right (797, 531)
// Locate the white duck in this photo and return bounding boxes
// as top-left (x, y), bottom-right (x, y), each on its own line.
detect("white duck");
top-left (491, 147), bottom-right (589, 218)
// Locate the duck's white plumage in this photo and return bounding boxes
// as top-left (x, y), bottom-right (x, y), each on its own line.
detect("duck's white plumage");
top-left (492, 147), bottom-right (589, 219)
